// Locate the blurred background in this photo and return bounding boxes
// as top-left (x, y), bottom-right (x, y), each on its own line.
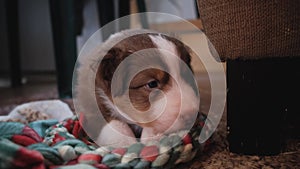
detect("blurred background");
top-left (0, 0), bottom-right (207, 109)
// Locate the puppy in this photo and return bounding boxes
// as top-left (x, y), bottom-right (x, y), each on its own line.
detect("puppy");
top-left (76, 29), bottom-right (199, 147)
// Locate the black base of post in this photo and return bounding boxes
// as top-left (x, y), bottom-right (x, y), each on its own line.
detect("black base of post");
top-left (227, 57), bottom-right (300, 155)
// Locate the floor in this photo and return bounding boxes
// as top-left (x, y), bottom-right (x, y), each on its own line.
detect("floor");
top-left (0, 73), bottom-right (58, 115)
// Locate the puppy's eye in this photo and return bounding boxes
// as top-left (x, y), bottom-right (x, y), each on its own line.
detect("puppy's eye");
top-left (145, 80), bottom-right (159, 89)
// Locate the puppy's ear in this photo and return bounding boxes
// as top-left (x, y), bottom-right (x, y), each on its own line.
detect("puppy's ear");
top-left (175, 41), bottom-right (200, 96)
top-left (96, 47), bottom-right (130, 97)
top-left (180, 44), bottom-right (193, 69)
top-left (100, 48), bottom-right (123, 83)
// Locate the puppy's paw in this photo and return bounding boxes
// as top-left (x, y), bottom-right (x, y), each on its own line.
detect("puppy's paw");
top-left (140, 127), bottom-right (163, 143)
top-left (96, 120), bottom-right (137, 147)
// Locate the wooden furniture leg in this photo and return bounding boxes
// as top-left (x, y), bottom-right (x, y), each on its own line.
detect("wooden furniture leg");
top-left (49, 0), bottom-right (77, 98)
top-left (5, 0), bottom-right (22, 87)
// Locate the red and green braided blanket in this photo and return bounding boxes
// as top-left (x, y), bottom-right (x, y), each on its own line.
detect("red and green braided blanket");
top-left (0, 113), bottom-right (211, 169)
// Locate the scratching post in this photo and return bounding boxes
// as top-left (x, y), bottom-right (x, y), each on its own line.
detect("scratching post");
top-left (197, 0), bottom-right (300, 155)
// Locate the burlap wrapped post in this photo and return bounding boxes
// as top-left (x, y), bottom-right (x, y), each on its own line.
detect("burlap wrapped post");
top-left (197, 0), bottom-right (300, 61)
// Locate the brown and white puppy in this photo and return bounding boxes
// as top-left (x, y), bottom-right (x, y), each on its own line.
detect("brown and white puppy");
top-left (76, 29), bottom-right (199, 147)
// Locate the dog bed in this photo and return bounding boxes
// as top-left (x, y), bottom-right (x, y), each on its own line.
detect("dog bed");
top-left (0, 101), bottom-right (212, 169)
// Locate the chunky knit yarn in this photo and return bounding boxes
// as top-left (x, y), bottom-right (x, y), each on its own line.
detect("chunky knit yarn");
top-left (0, 113), bottom-right (212, 169)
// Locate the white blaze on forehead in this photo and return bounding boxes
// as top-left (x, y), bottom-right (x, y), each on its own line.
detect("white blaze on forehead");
top-left (148, 34), bottom-right (178, 56)
top-left (146, 34), bottom-right (199, 135)
top-left (148, 34), bottom-right (180, 78)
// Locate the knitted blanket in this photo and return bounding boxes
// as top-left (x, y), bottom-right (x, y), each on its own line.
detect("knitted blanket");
top-left (0, 112), bottom-right (211, 169)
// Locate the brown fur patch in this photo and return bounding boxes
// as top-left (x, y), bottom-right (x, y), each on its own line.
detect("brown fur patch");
top-left (129, 68), bottom-right (170, 111)
top-left (95, 34), bottom-right (157, 122)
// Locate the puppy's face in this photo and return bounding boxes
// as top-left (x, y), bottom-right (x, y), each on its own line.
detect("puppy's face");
top-left (96, 33), bottom-right (199, 136)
